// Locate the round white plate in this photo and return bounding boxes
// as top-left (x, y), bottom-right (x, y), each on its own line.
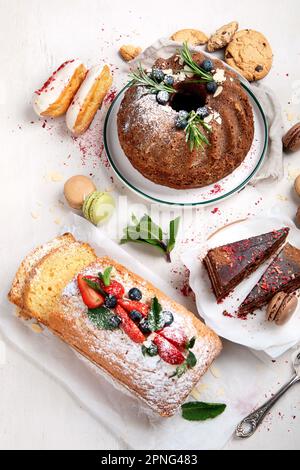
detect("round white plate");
top-left (181, 216), bottom-right (300, 357)
top-left (104, 83), bottom-right (268, 206)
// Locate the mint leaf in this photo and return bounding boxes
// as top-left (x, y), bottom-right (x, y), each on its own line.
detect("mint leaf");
top-left (87, 307), bottom-right (119, 330)
top-left (83, 277), bottom-right (105, 296)
top-left (166, 216), bottom-right (180, 254)
top-left (181, 402), bottom-right (226, 421)
top-left (186, 336), bottom-right (196, 349)
top-left (120, 214), bottom-right (180, 263)
top-left (170, 363), bottom-right (187, 378)
top-left (186, 350), bottom-right (197, 368)
top-left (141, 343), bottom-right (158, 357)
top-left (98, 266), bottom-right (112, 287)
top-left (139, 214), bottom-right (163, 242)
top-left (148, 297), bottom-right (164, 332)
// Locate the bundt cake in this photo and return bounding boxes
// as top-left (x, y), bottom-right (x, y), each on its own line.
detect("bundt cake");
top-left (117, 45), bottom-right (254, 189)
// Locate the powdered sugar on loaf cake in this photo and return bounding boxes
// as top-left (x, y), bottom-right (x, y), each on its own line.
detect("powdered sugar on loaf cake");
top-left (51, 257), bottom-right (222, 416)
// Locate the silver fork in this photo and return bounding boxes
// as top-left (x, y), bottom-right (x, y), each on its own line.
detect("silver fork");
top-left (236, 348), bottom-right (300, 438)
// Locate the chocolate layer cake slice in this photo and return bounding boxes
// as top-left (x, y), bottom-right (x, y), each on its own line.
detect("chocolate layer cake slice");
top-left (203, 227), bottom-right (289, 302)
top-left (238, 242), bottom-right (300, 316)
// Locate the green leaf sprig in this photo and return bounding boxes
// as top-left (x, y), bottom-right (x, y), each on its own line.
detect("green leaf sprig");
top-left (184, 110), bottom-right (212, 151)
top-left (180, 42), bottom-right (214, 83)
top-left (129, 64), bottom-right (176, 94)
top-left (170, 336), bottom-right (197, 378)
top-left (98, 266), bottom-right (113, 287)
top-left (147, 297), bottom-right (165, 332)
top-left (181, 402), bottom-right (226, 421)
top-left (83, 277), bottom-right (107, 297)
top-left (87, 307), bottom-right (119, 331)
top-left (120, 214), bottom-right (180, 263)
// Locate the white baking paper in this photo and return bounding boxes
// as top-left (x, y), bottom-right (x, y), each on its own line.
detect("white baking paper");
top-left (0, 213), bottom-right (276, 450)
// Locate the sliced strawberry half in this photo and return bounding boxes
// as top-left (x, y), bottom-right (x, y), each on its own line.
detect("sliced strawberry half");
top-left (115, 305), bottom-right (145, 344)
top-left (153, 334), bottom-right (185, 365)
top-left (102, 280), bottom-right (125, 299)
top-left (118, 298), bottom-right (149, 317)
top-left (157, 326), bottom-right (188, 351)
top-left (77, 274), bottom-right (104, 309)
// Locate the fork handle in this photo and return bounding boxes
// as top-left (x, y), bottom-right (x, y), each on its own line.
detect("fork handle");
top-left (236, 374), bottom-right (300, 438)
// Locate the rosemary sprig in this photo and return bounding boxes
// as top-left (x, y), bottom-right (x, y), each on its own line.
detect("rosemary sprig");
top-left (129, 64), bottom-right (176, 94)
top-left (180, 42), bottom-right (214, 82)
top-left (184, 110), bottom-right (212, 151)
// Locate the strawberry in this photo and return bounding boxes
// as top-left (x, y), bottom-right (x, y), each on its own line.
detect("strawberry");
top-left (115, 305), bottom-right (145, 344)
top-left (157, 326), bottom-right (188, 350)
top-left (77, 274), bottom-right (104, 309)
top-left (102, 280), bottom-right (125, 299)
top-left (118, 298), bottom-right (149, 317)
top-left (153, 334), bottom-right (185, 365)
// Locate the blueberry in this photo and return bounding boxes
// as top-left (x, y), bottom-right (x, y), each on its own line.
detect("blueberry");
top-left (129, 310), bottom-right (143, 322)
top-left (196, 106), bottom-right (210, 119)
top-left (178, 110), bottom-right (189, 120)
top-left (104, 294), bottom-right (117, 309)
top-left (175, 110), bottom-right (189, 129)
top-left (146, 343), bottom-right (158, 357)
top-left (201, 59), bottom-right (213, 72)
top-left (128, 287), bottom-right (142, 301)
top-left (175, 117), bottom-right (188, 129)
top-left (139, 318), bottom-right (151, 334)
top-left (156, 90), bottom-right (169, 105)
top-left (108, 315), bottom-right (121, 328)
top-left (151, 68), bottom-right (165, 82)
top-left (164, 75), bottom-right (174, 86)
top-left (206, 81), bottom-right (218, 94)
top-left (163, 311), bottom-right (174, 327)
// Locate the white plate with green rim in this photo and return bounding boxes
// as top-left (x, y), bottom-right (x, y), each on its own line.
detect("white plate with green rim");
top-left (103, 83), bottom-right (268, 207)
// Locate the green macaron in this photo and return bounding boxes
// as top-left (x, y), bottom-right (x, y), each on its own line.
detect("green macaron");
top-left (82, 191), bottom-right (115, 225)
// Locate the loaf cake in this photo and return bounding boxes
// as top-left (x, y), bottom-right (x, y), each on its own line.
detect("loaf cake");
top-left (8, 236), bottom-right (222, 417)
top-left (239, 243), bottom-right (300, 316)
top-left (203, 228), bottom-right (289, 302)
top-left (117, 47), bottom-right (254, 189)
top-left (8, 233), bottom-right (75, 308)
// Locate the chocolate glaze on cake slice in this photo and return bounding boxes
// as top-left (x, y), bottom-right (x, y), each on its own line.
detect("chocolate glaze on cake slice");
top-left (238, 242), bottom-right (300, 316)
top-left (203, 227), bottom-right (289, 302)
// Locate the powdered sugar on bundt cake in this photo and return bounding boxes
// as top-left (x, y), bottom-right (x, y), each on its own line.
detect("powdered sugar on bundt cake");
top-left (118, 52), bottom-right (254, 189)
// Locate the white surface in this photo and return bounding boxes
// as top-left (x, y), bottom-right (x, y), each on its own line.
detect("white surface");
top-left (1, 0), bottom-right (300, 450)
top-left (0, 214), bottom-right (276, 450)
top-left (182, 214), bottom-right (300, 356)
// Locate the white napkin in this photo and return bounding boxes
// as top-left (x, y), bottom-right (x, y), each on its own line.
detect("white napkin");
top-left (0, 213), bottom-right (276, 450)
top-left (129, 37), bottom-right (284, 183)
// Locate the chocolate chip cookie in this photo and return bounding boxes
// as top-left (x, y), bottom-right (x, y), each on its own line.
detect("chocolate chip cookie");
top-left (207, 21), bottom-right (239, 52)
top-left (225, 29), bottom-right (273, 81)
top-left (170, 28), bottom-right (208, 45)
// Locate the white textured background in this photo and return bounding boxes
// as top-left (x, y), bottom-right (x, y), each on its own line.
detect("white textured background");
top-left (1, 0), bottom-right (300, 450)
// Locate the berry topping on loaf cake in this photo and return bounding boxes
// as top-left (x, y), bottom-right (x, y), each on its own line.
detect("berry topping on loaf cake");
top-left (8, 236), bottom-right (222, 417)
